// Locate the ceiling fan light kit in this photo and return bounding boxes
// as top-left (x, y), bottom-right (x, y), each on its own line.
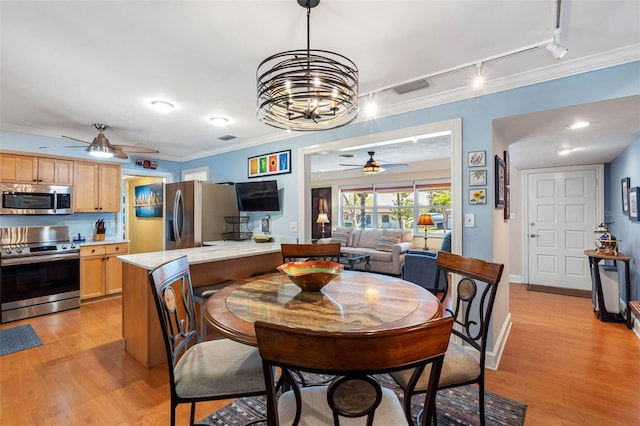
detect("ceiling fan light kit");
top-left (256, 0), bottom-right (359, 132)
top-left (62, 123), bottom-right (158, 160)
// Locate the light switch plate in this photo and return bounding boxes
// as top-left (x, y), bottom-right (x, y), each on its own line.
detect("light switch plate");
top-left (464, 213), bottom-right (475, 228)
top-left (289, 222), bottom-right (298, 232)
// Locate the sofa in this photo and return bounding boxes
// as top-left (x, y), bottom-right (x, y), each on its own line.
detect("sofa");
top-left (318, 227), bottom-right (413, 275)
top-left (401, 231), bottom-right (452, 293)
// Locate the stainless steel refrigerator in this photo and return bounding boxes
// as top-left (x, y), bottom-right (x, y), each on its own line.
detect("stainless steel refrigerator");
top-left (165, 181), bottom-right (238, 249)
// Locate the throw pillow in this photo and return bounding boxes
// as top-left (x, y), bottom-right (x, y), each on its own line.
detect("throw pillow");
top-left (376, 236), bottom-right (400, 252)
top-left (331, 230), bottom-right (350, 246)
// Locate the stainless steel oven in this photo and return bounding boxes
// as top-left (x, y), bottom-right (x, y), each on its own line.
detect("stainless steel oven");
top-left (0, 226), bottom-right (80, 323)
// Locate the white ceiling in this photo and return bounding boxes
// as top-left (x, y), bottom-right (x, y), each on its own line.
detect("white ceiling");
top-left (1, 1), bottom-right (639, 170)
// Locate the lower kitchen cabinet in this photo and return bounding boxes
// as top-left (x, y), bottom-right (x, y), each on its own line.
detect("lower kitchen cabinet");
top-left (80, 242), bottom-right (129, 300)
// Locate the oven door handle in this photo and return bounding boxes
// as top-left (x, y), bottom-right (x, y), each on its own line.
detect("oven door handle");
top-left (1, 252), bottom-right (80, 266)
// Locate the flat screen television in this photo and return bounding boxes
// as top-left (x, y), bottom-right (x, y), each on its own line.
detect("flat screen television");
top-left (235, 180), bottom-right (280, 211)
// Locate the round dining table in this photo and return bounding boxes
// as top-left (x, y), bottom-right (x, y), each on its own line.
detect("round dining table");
top-left (205, 270), bottom-right (443, 346)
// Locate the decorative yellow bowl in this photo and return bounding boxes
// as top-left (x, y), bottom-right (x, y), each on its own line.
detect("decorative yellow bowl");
top-left (277, 260), bottom-right (343, 292)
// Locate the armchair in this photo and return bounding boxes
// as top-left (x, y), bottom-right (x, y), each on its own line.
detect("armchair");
top-left (402, 231), bottom-right (451, 294)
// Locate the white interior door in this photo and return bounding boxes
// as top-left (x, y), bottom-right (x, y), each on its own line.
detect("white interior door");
top-left (526, 167), bottom-right (598, 290)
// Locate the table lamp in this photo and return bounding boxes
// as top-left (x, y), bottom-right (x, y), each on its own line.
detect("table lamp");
top-left (316, 213), bottom-right (330, 238)
top-left (417, 213), bottom-right (434, 250)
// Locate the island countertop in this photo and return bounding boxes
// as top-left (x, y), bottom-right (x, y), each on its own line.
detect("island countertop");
top-left (117, 240), bottom-right (282, 270)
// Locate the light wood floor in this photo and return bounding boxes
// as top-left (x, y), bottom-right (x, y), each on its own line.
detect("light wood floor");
top-left (1, 284), bottom-right (638, 425)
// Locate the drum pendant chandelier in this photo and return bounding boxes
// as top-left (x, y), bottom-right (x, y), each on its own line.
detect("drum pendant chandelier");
top-left (256, 0), bottom-right (359, 132)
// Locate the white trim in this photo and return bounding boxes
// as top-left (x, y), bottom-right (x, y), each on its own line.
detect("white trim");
top-left (485, 312), bottom-right (513, 371)
top-left (521, 164), bottom-right (604, 285)
top-left (172, 45), bottom-right (640, 162)
top-left (181, 166), bottom-right (209, 182)
top-left (509, 274), bottom-right (523, 284)
top-left (298, 119), bottom-right (462, 255)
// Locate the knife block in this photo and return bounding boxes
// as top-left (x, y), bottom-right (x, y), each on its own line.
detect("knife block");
top-left (93, 231), bottom-right (106, 241)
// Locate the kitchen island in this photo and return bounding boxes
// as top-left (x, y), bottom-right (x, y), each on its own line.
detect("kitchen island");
top-left (118, 240), bottom-right (282, 367)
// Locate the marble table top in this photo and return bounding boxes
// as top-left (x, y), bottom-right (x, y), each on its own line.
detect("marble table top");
top-left (206, 270), bottom-right (443, 346)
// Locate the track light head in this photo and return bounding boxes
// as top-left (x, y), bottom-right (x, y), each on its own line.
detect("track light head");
top-left (546, 42), bottom-right (568, 59)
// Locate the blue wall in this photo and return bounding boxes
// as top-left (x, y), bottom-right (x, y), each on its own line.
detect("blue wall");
top-left (182, 61), bottom-right (640, 260)
top-left (605, 138), bottom-right (640, 302)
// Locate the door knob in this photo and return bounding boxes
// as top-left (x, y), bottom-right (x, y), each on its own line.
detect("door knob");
top-left (530, 234), bottom-right (538, 238)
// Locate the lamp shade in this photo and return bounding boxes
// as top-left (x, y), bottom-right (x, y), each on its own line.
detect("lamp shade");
top-left (417, 213), bottom-right (434, 227)
top-left (316, 213), bottom-right (330, 224)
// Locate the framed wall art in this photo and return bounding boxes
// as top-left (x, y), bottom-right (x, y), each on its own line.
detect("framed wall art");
top-left (248, 149), bottom-right (291, 178)
top-left (134, 183), bottom-right (163, 218)
top-left (629, 186), bottom-right (639, 222)
top-left (621, 177), bottom-right (630, 215)
top-left (469, 169), bottom-right (487, 186)
top-left (503, 150), bottom-right (510, 186)
top-left (495, 155), bottom-right (506, 208)
top-left (468, 150), bottom-right (486, 167)
top-left (504, 186), bottom-right (510, 220)
top-left (469, 189), bottom-right (486, 205)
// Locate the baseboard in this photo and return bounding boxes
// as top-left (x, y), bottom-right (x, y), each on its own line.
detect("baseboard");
top-left (509, 274), bottom-right (522, 284)
top-left (486, 312), bottom-right (512, 371)
top-left (526, 284), bottom-right (591, 298)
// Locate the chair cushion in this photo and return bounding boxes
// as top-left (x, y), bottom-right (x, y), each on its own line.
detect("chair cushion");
top-left (330, 230), bottom-right (351, 246)
top-left (277, 385), bottom-right (409, 425)
top-left (174, 339), bottom-right (265, 398)
top-left (390, 341), bottom-right (481, 392)
top-left (376, 236), bottom-right (400, 252)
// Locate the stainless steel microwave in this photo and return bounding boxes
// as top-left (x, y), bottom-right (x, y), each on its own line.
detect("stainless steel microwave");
top-left (0, 183), bottom-right (74, 215)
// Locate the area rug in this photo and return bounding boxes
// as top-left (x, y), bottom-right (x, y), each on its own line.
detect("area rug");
top-left (0, 324), bottom-right (43, 356)
top-left (198, 375), bottom-right (526, 426)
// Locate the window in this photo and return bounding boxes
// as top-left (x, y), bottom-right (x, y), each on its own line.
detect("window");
top-left (339, 182), bottom-right (451, 233)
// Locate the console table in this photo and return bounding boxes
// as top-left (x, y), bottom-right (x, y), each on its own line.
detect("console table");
top-left (584, 250), bottom-right (631, 329)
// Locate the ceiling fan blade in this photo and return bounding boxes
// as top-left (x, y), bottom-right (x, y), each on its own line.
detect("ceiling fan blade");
top-left (113, 150), bottom-right (129, 159)
top-left (382, 163), bottom-right (408, 169)
top-left (111, 144), bottom-right (159, 154)
top-left (62, 135), bottom-right (91, 144)
top-left (339, 163), bottom-right (363, 167)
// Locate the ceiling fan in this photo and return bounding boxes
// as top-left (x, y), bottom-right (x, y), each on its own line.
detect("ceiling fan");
top-left (339, 151), bottom-right (408, 174)
top-left (62, 123), bottom-right (159, 159)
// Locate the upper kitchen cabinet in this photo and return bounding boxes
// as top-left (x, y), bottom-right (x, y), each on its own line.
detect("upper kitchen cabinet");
top-left (74, 161), bottom-right (121, 212)
top-left (0, 153), bottom-right (73, 185)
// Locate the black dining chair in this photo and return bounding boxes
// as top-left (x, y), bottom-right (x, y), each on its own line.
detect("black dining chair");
top-left (148, 255), bottom-right (265, 426)
top-left (255, 316), bottom-right (453, 425)
top-left (390, 251), bottom-right (504, 426)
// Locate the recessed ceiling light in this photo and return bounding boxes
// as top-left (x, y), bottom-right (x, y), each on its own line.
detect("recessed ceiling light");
top-left (557, 148), bottom-right (573, 155)
top-left (150, 100), bottom-right (174, 112)
top-left (568, 121), bottom-right (590, 130)
top-left (209, 116), bottom-right (229, 126)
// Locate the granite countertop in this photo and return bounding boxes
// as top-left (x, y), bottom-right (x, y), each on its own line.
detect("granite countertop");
top-left (117, 240), bottom-right (282, 270)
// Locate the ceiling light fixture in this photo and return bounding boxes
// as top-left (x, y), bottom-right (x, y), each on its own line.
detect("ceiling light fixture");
top-left (256, 0), bottom-right (359, 132)
top-left (557, 148), bottom-right (573, 155)
top-left (209, 116), bottom-right (229, 126)
top-left (546, 0), bottom-right (568, 60)
top-left (473, 63), bottom-right (484, 88)
top-left (150, 100), bottom-right (174, 112)
top-left (569, 121), bottom-right (590, 130)
top-left (362, 151), bottom-right (381, 174)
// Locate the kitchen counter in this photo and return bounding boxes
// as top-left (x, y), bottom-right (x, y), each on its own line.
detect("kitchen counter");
top-left (117, 240), bottom-right (281, 269)
top-left (119, 240), bottom-right (283, 368)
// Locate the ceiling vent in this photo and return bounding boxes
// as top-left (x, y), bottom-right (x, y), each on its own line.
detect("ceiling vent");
top-left (392, 79), bottom-right (430, 95)
top-left (218, 135), bottom-right (236, 141)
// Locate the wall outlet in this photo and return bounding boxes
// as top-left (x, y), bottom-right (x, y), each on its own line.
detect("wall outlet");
top-left (464, 213), bottom-right (475, 228)
top-left (289, 222), bottom-right (298, 232)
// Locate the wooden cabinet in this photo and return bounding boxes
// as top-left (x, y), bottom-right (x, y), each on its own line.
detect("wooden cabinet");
top-left (74, 162), bottom-right (121, 212)
top-left (0, 153), bottom-right (73, 185)
top-left (80, 242), bottom-right (129, 300)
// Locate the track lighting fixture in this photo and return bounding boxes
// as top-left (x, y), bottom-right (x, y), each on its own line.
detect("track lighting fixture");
top-left (546, 29), bottom-right (568, 59)
top-left (473, 63), bottom-right (484, 88)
